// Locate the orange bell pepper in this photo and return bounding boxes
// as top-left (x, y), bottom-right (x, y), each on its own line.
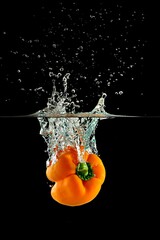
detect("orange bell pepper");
top-left (46, 146), bottom-right (106, 206)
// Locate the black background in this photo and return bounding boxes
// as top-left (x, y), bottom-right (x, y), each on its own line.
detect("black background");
top-left (0, 0), bottom-right (160, 238)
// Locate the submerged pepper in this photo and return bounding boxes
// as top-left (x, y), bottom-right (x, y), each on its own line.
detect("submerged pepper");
top-left (46, 146), bottom-right (106, 206)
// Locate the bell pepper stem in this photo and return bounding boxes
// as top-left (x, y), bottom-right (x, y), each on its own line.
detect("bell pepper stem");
top-left (77, 162), bottom-right (88, 177)
top-left (76, 162), bottom-right (94, 181)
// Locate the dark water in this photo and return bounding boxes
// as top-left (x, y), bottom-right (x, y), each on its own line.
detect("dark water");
top-left (0, 0), bottom-right (159, 237)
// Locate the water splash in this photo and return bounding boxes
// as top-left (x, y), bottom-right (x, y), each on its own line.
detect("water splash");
top-left (37, 73), bottom-right (107, 166)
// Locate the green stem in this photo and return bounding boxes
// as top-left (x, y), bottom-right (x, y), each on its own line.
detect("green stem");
top-left (76, 162), bottom-right (94, 181)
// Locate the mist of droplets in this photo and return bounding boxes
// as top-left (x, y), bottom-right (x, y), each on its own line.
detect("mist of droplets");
top-left (0, 1), bottom-right (147, 114)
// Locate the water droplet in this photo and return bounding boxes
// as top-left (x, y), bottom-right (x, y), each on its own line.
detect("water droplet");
top-left (119, 91), bottom-right (123, 95)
